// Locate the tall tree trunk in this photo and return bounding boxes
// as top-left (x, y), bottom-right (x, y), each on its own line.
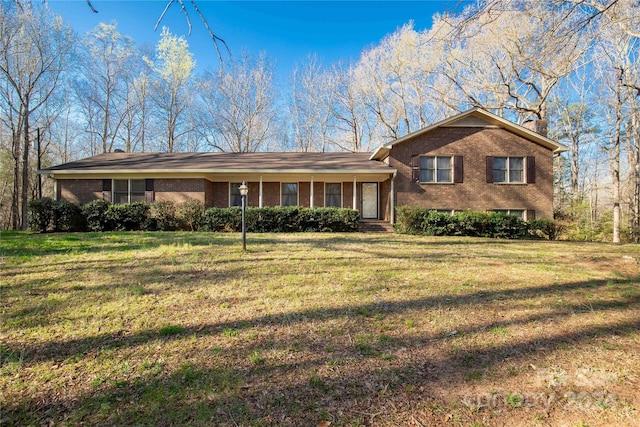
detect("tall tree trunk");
top-left (570, 134), bottom-right (580, 198)
top-left (611, 96), bottom-right (622, 244)
top-left (20, 96), bottom-right (30, 230)
top-left (11, 128), bottom-right (20, 230)
top-left (632, 110), bottom-right (640, 243)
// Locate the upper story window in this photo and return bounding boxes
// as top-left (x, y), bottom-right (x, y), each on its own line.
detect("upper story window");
top-left (412, 155), bottom-right (463, 183)
top-left (493, 157), bottom-right (524, 183)
top-left (487, 156), bottom-right (535, 184)
top-left (113, 179), bottom-right (145, 204)
top-left (420, 156), bottom-right (452, 183)
top-left (281, 183), bottom-right (298, 206)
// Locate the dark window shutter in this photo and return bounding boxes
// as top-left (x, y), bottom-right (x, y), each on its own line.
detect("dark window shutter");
top-left (526, 156), bottom-right (536, 183)
top-left (527, 210), bottom-right (536, 221)
top-left (102, 179), bottom-right (112, 203)
top-left (486, 156), bottom-right (494, 183)
top-left (453, 156), bottom-right (463, 183)
top-left (145, 179), bottom-right (154, 203)
top-left (411, 155), bottom-right (420, 182)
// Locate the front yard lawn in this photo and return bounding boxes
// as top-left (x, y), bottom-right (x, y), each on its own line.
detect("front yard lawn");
top-left (1, 231), bottom-right (639, 426)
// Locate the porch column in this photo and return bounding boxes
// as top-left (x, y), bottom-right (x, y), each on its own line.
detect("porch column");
top-left (310, 176), bottom-right (314, 208)
top-left (353, 177), bottom-right (357, 210)
top-left (259, 176), bottom-right (263, 208)
top-left (390, 173), bottom-right (396, 223)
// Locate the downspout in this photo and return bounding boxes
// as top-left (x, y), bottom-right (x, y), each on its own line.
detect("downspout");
top-left (259, 176), bottom-right (263, 208)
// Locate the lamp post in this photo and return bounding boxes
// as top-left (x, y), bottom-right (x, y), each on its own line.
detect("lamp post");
top-left (239, 182), bottom-right (249, 251)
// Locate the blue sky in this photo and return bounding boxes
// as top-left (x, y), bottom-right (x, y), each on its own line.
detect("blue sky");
top-left (48, 0), bottom-right (466, 78)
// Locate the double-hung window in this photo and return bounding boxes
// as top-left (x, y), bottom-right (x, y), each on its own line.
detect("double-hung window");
top-left (113, 179), bottom-right (145, 204)
top-left (420, 156), bottom-right (452, 183)
top-left (325, 183), bottom-right (341, 207)
top-left (493, 157), bottom-right (524, 183)
top-left (281, 183), bottom-right (298, 206)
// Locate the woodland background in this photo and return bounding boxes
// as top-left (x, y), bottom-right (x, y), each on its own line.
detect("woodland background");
top-left (0, 0), bottom-right (638, 242)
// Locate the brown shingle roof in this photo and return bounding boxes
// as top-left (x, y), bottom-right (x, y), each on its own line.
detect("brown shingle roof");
top-left (44, 152), bottom-right (393, 173)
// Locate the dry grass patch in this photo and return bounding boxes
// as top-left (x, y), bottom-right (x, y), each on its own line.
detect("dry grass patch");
top-left (1, 231), bottom-right (639, 426)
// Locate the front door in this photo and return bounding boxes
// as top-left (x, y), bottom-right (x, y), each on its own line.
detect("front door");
top-left (361, 183), bottom-right (378, 219)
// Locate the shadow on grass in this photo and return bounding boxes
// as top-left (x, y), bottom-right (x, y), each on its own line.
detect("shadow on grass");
top-left (5, 277), bottom-right (639, 363)
top-left (2, 232), bottom-right (639, 425)
top-left (4, 282), bottom-right (639, 425)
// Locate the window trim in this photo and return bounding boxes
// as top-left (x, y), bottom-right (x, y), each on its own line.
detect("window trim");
top-left (491, 156), bottom-right (526, 184)
top-left (324, 182), bottom-right (342, 208)
top-left (281, 182), bottom-right (299, 207)
top-left (419, 155), bottom-right (454, 184)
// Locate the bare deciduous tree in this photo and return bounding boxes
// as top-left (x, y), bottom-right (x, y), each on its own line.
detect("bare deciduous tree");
top-left (0, 3), bottom-right (74, 229)
top-left (144, 27), bottom-right (196, 153)
top-left (288, 55), bottom-right (333, 152)
top-left (75, 22), bottom-right (137, 154)
top-left (197, 52), bottom-right (278, 153)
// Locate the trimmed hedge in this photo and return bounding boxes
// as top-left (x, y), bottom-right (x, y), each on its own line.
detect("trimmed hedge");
top-left (28, 198), bottom-right (360, 233)
top-left (200, 206), bottom-right (360, 233)
top-left (28, 198), bottom-right (85, 232)
top-left (395, 206), bottom-right (556, 240)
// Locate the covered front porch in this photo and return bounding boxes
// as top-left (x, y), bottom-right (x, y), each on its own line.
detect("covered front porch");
top-left (204, 171), bottom-right (396, 222)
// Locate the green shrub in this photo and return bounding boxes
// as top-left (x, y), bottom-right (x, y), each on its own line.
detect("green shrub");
top-left (451, 210), bottom-right (493, 237)
top-left (394, 206), bottom-right (425, 234)
top-left (82, 200), bottom-right (110, 232)
top-left (178, 200), bottom-right (204, 231)
top-left (200, 206), bottom-right (359, 233)
top-left (105, 202), bottom-right (149, 231)
top-left (528, 219), bottom-right (559, 240)
top-left (421, 210), bottom-right (452, 236)
top-left (395, 206), bottom-right (553, 240)
top-left (51, 199), bottom-right (85, 232)
top-left (489, 213), bottom-right (528, 239)
top-left (28, 197), bottom-right (54, 232)
top-left (150, 200), bottom-right (181, 231)
top-left (200, 207), bottom-right (241, 232)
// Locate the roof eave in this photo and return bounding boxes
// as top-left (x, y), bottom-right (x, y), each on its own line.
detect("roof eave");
top-left (46, 168), bottom-right (397, 177)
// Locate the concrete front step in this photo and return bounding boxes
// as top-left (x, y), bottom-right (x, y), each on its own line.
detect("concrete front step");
top-left (359, 220), bottom-right (395, 233)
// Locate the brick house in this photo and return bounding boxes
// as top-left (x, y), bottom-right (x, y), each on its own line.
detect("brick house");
top-left (42, 108), bottom-right (566, 222)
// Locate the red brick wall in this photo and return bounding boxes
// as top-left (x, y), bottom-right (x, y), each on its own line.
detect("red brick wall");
top-left (58, 179), bottom-right (103, 204)
top-left (260, 182), bottom-right (283, 206)
top-left (154, 179), bottom-right (206, 204)
top-left (380, 179), bottom-right (391, 221)
top-left (204, 180), bottom-right (215, 208)
top-left (298, 182), bottom-right (309, 207)
top-left (389, 127), bottom-right (554, 219)
top-left (314, 182), bottom-right (325, 207)
top-left (210, 182), bottom-right (228, 208)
